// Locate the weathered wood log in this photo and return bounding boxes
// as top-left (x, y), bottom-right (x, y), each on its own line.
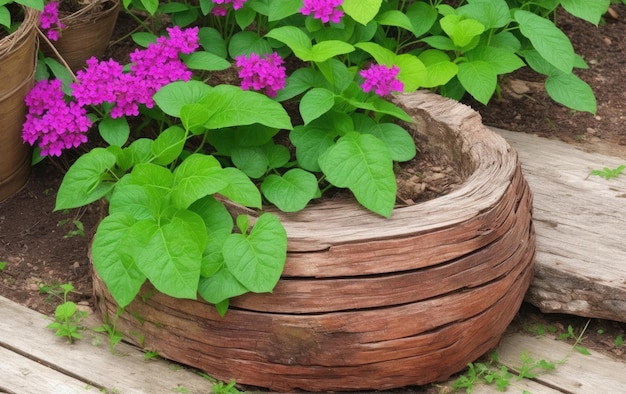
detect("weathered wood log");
top-left (494, 128), bottom-right (626, 322)
top-left (93, 91), bottom-right (535, 392)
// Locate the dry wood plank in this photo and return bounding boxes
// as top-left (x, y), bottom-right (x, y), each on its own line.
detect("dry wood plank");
top-left (0, 346), bottom-right (92, 394)
top-left (494, 332), bottom-right (626, 393)
top-left (0, 295), bottom-right (214, 394)
top-left (494, 128), bottom-right (626, 322)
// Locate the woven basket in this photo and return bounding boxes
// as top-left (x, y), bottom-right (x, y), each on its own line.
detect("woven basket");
top-left (93, 91), bottom-right (535, 392)
top-left (41, 0), bottom-right (120, 71)
top-left (0, 7), bottom-right (39, 201)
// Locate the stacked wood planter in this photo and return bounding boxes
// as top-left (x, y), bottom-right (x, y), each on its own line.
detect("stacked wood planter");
top-left (93, 91), bottom-right (535, 391)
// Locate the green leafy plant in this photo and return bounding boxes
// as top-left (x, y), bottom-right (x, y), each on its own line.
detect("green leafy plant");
top-left (45, 283), bottom-right (87, 343)
top-left (0, 261), bottom-right (6, 271)
top-left (590, 164), bottom-right (625, 180)
top-left (39, 0), bottom-right (610, 316)
top-left (92, 308), bottom-right (124, 354)
top-left (615, 334), bottom-right (624, 348)
top-left (0, 0), bottom-right (43, 33)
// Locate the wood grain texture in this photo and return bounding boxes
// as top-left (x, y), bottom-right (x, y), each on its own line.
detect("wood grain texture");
top-left (93, 91), bottom-right (535, 391)
top-left (494, 128), bottom-right (626, 322)
top-left (0, 296), bottom-right (214, 393)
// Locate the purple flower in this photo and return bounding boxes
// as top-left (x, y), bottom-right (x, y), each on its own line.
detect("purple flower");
top-left (359, 64), bottom-right (404, 96)
top-left (70, 27), bottom-right (199, 118)
top-left (235, 52), bottom-right (287, 98)
top-left (40, 2), bottom-right (66, 41)
top-left (211, 0), bottom-right (247, 11)
top-left (211, 5), bottom-right (227, 16)
top-left (22, 80), bottom-right (92, 157)
top-left (300, 0), bottom-right (344, 24)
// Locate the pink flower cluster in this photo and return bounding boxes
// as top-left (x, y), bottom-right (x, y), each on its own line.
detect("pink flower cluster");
top-left (22, 80), bottom-right (92, 157)
top-left (300, 0), bottom-right (344, 24)
top-left (360, 64), bottom-right (404, 96)
top-left (235, 52), bottom-right (286, 98)
top-left (72, 26), bottom-right (199, 118)
top-left (211, 0), bottom-right (248, 16)
top-left (23, 27), bottom-right (199, 157)
top-left (40, 2), bottom-right (66, 41)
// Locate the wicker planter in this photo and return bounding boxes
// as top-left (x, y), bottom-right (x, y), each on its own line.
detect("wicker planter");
top-left (41, 0), bottom-right (120, 71)
top-left (93, 91), bottom-right (535, 392)
top-left (0, 7), bottom-right (39, 201)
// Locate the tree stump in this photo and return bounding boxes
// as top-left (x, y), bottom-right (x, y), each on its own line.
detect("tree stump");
top-left (93, 91), bottom-right (535, 392)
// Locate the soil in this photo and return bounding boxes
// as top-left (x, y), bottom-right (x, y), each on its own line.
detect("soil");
top-left (1, 4), bottom-right (625, 392)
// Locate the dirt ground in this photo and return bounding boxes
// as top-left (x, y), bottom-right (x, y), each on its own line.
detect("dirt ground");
top-left (1, 4), bottom-right (625, 392)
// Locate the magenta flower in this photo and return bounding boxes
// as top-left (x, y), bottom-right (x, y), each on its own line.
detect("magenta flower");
top-left (211, 6), bottom-right (227, 16)
top-left (211, 0), bottom-right (247, 11)
top-left (300, 0), bottom-right (344, 24)
top-left (71, 27), bottom-right (199, 118)
top-left (360, 64), bottom-right (404, 96)
top-left (235, 52), bottom-right (287, 98)
top-left (22, 80), bottom-right (92, 157)
top-left (40, 2), bottom-right (66, 41)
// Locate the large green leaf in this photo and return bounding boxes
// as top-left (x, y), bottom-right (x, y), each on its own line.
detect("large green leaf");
top-left (458, 60), bottom-right (497, 105)
top-left (198, 85), bottom-right (292, 130)
top-left (514, 10), bottom-right (575, 74)
top-left (440, 14), bottom-right (485, 48)
top-left (406, 1), bottom-right (438, 38)
top-left (261, 169), bottom-right (319, 212)
top-left (308, 40), bottom-right (355, 62)
top-left (55, 148), bottom-right (117, 210)
top-left (545, 73), bottom-right (597, 114)
top-left (223, 214), bottom-right (287, 293)
top-left (394, 53), bottom-right (426, 92)
top-left (361, 122), bottom-right (416, 162)
top-left (151, 126), bottom-right (186, 165)
top-left (98, 116), bottom-right (130, 147)
top-left (135, 211), bottom-right (205, 299)
top-left (153, 81), bottom-right (213, 117)
top-left (231, 146), bottom-right (270, 178)
top-left (172, 154), bottom-right (229, 208)
top-left (189, 196), bottom-right (233, 277)
top-left (268, 0), bottom-right (302, 21)
top-left (343, 0), bottom-right (382, 25)
top-left (354, 42), bottom-right (397, 67)
top-left (466, 46), bottom-right (524, 75)
top-left (376, 10), bottom-right (413, 32)
top-left (182, 51), bottom-right (231, 71)
top-left (218, 167), bottom-right (262, 209)
top-left (228, 31), bottom-right (273, 58)
top-left (560, 0), bottom-right (610, 25)
top-left (458, 0), bottom-right (510, 29)
top-left (419, 49), bottom-right (459, 88)
top-left (91, 213), bottom-right (147, 308)
top-left (319, 132), bottom-right (396, 217)
top-left (197, 267), bottom-right (248, 305)
top-left (290, 123), bottom-right (339, 172)
top-left (265, 26), bottom-right (312, 60)
top-left (300, 88), bottom-right (336, 124)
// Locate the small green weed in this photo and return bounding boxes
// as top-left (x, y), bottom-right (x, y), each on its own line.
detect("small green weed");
top-left (523, 322), bottom-right (557, 336)
top-left (57, 217), bottom-right (85, 239)
top-left (615, 335), bottom-right (623, 348)
top-left (92, 307), bottom-right (124, 354)
top-left (172, 386), bottom-right (189, 393)
top-left (198, 374), bottom-right (241, 394)
top-left (46, 283), bottom-right (87, 343)
top-left (0, 261), bottom-right (6, 271)
top-left (451, 351), bottom-right (553, 393)
top-left (144, 350), bottom-right (160, 361)
top-left (590, 164), bottom-right (625, 180)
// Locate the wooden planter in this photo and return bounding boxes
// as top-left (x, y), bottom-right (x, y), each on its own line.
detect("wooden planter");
top-left (0, 7), bottom-right (39, 201)
top-left (41, 0), bottom-right (120, 71)
top-left (93, 91), bottom-right (535, 392)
